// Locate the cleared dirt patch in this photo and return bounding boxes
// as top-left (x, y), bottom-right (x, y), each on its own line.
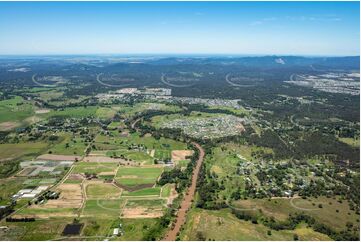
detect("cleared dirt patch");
top-left (37, 154), bottom-right (81, 161)
top-left (98, 171), bottom-right (116, 176)
top-left (236, 123), bottom-right (245, 132)
top-left (35, 109), bottom-right (50, 114)
top-left (119, 175), bottom-right (138, 179)
top-left (171, 150), bottom-right (194, 162)
top-left (67, 173), bottom-right (84, 180)
top-left (12, 211), bottom-right (76, 219)
top-left (40, 184), bottom-right (83, 209)
top-left (148, 149), bottom-right (155, 157)
top-left (0, 121), bottom-right (19, 131)
top-left (121, 207), bottom-right (163, 218)
top-left (24, 115), bottom-right (42, 125)
top-left (83, 156), bottom-right (127, 163)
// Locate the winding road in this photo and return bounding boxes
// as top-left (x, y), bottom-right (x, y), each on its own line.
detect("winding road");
top-left (163, 142), bottom-right (205, 241)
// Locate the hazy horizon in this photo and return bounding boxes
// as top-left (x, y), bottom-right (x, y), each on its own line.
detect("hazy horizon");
top-left (0, 1), bottom-right (359, 56)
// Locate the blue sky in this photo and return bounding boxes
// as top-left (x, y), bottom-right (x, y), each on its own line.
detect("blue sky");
top-left (0, 1), bottom-right (359, 56)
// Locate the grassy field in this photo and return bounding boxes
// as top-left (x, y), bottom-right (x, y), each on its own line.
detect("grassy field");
top-left (124, 198), bottom-right (165, 208)
top-left (72, 162), bottom-right (118, 174)
top-left (93, 131), bottom-right (187, 166)
top-left (149, 111), bottom-right (220, 129)
top-left (82, 199), bottom-right (126, 218)
top-left (47, 132), bottom-right (87, 155)
top-left (0, 142), bottom-right (49, 161)
top-left (96, 107), bottom-right (117, 119)
top-left (176, 159), bottom-right (190, 168)
top-left (22, 178), bottom-right (57, 187)
top-left (106, 149), bottom-right (154, 164)
top-left (119, 218), bottom-right (161, 240)
top-left (233, 196), bottom-right (359, 231)
top-left (204, 143), bottom-right (275, 199)
top-left (38, 90), bottom-right (64, 102)
top-left (208, 106), bottom-right (250, 116)
top-left (0, 177), bottom-right (26, 205)
top-left (107, 121), bottom-right (126, 129)
top-left (86, 183), bottom-right (122, 199)
top-left (80, 217), bottom-right (162, 240)
top-left (161, 184), bottom-right (171, 198)
top-left (95, 131), bottom-right (187, 150)
top-left (44, 106), bottom-right (98, 118)
top-left (63, 178), bottom-right (83, 184)
top-left (115, 167), bottom-right (163, 187)
top-left (180, 208), bottom-right (331, 241)
top-left (118, 102), bottom-right (182, 119)
top-left (16, 207), bottom-right (78, 218)
top-left (0, 218), bottom-right (73, 240)
top-left (123, 187), bottom-right (161, 197)
top-left (338, 137), bottom-right (360, 148)
top-left (0, 96), bottom-right (34, 123)
top-left (154, 149), bottom-right (171, 160)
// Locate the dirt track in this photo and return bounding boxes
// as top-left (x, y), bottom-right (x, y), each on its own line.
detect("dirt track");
top-left (163, 142), bottom-right (205, 241)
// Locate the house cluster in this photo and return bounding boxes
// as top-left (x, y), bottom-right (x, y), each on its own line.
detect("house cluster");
top-left (163, 115), bottom-right (246, 139)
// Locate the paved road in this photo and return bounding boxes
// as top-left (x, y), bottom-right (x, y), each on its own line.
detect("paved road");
top-left (163, 142), bottom-right (205, 241)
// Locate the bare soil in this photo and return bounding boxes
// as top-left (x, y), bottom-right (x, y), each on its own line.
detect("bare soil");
top-left (121, 207), bottom-right (163, 218)
top-left (38, 184), bottom-right (83, 209)
top-left (37, 154), bottom-right (81, 161)
top-left (83, 156), bottom-right (128, 164)
top-left (35, 109), bottom-right (50, 114)
top-left (0, 121), bottom-right (19, 131)
top-left (171, 150), bottom-right (194, 162)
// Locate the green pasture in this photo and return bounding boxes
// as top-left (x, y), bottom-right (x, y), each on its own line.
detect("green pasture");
top-left (47, 132), bottom-right (87, 155)
top-left (82, 199), bottom-right (126, 218)
top-left (115, 167), bottom-right (163, 187)
top-left (106, 149), bottom-right (154, 164)
top-left (86, 183), bottom-right (122, 199)
top-left (0, 218), bottom-right (73, 240)
top-left (180, 208), bottom-right (331, 241)
top-left (72, 162), bottom-right (118, 174)
top-left (233, 196), bottom-right (359, 232)
top-left (123, 187), bottom-right (161, 197)
top-left (161, 184), bottom-right (171, 198)
top-left (0, 96), bottom-right (34, 123)
top-left (0, 142), bottom-right (48, 161)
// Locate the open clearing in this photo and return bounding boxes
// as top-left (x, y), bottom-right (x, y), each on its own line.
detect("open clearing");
top-left (0, 142), bottom-right (48, 161)
top-left (46, 133), bottom-right (88, 156)
top-left (36, 154), bottom-right (81, 161)
top-left (85, 181), bottom-right (122, 199)
top-left (171, 150), bottom-right (194, 162)
top-left (0, 121), bottom-right (20, 131)
top-left (122, 198), bottom-right (165, 218)
top-left (122, 187), bottom-right (161, 197)
top-left (35, 109), bottom-right (50, 114)
top-left (121, 207), bottom-right (163, 218)
top-left (115, 167), bottom-right (163, 187)
top-left (83, 155), bottom-right (127, 163)
top-left (72, 162), bottom-right (118, 174)
top-left (180, 208), bottom-right (331, 241)
top-left (28, 184), bottom-right (84, 210)
top-left (82, 199), bottom-right (126, 218)
top-left (233, 196), bottom-right (359, 231)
